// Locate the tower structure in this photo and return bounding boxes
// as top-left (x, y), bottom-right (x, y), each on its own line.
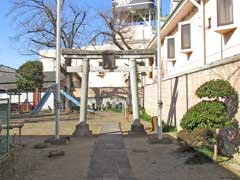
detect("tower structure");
top-left (170, 0), bottom-right (181, 13)
top-left (112, 0), bottom-right (156, 48)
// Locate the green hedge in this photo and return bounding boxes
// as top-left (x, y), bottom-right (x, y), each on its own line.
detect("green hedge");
top-left (196, 79), bottom-right (236, 99)
top-left (180, 100), bottom-right (232, 131)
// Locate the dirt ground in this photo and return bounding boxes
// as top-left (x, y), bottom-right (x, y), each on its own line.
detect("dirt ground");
top-left (125, 136), bottom-right (239, 180)
top-left (0, 111), bottom-right (239, 180)
top-left (0, 111), bottom-right (127, 180)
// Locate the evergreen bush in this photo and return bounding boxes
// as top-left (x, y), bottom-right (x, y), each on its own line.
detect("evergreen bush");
top-left (180, 101), bottom-right (232, 131)
top-left (196, 79), bottom-right (236, 99)
top-left (180, 79), bottom-right (237, 131)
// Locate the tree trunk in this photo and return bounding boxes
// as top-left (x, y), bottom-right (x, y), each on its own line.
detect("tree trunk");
top-left (213, 128), bottom-right (220, 161)
top-left (35, 87), bottom-right (39, 106)
top-left (64, 58), bottom-right (73, 113)
top-left (26, 92), bottom-right (29, 112)
top-left (127, 73), bottom-right (133, 113)
top-left (18, 92), bottom-right (21, 114)
top-left (141, 74), bottom-right (144, 109)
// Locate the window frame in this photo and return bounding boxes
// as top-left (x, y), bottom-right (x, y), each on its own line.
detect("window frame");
top-left (179, 21), bottom-right (192, 54)
top-left (217, 0), bottom-right (234, 27)
top-left (166, 36), bottom-right (176, 60)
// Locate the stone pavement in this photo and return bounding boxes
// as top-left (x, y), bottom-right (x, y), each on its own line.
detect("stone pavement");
top-left (87, 121), bottom-right (136, 180)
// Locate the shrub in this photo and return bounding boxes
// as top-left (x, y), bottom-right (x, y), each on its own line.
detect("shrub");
top-left (140, 110), bottom-right (152, 122)
top-left (196, 79), bottom-right (236, 99)
top-left (177, 129), bottom-right (192, 145)
top-left (111, 107), bottom-right (122, 113)
top-left (191, 128), bottom-right (214, 147)
top-left (162, 122), bottom-right (177, 133)
top-left (180, 101), bottom-right (231, 131)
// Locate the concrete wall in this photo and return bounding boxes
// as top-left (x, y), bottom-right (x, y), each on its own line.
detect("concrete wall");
top-left (144, 57), bottom-right (240, 130)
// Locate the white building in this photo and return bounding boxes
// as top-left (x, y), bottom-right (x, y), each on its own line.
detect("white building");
top-left (145, 0), bottom-right (240, 129)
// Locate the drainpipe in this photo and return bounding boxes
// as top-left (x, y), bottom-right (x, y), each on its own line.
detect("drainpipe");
top-left (157, 0), bottom-right (163, 140)
top-left (190, 0), bottom-right (206, 65)
top-left (203, 0), bottom-right (206, 65)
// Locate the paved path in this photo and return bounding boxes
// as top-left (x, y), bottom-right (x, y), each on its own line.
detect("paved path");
top-left (1, 112), bottom-right (239, 180)
top-left (87, 121), bottom-right (136, 180)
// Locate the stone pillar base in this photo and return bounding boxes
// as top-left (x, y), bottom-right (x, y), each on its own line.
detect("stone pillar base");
top-left (72, 123), bottom-right (92, 137)
top-left (130, 119), bottom-right (146, 134)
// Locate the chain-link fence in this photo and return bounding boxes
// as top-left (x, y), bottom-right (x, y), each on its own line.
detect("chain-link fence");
top-left (0, 99), bottom-right (10, 160)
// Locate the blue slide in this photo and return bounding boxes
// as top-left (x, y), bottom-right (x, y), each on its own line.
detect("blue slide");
top-left (60, 90), bottom-right (94, 113)
top-left (32, 87), bottom-right (94, 115)
top-left (60, 90), bottom-right (80, 106)
top-left (31, 87), bottom-right (52, 115)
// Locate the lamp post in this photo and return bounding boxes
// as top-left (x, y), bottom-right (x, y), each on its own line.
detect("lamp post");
top-left (157, 0), bottom-right (162, 140)
top-left (55, 0), bottom-right (61, 140)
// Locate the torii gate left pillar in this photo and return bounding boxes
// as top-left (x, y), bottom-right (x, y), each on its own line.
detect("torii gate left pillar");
top-left (73, 58), bottom-right (92, 136)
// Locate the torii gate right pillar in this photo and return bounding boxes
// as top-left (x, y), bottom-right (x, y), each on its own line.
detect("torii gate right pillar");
top-left (129, 58), bottom-right (145, 133)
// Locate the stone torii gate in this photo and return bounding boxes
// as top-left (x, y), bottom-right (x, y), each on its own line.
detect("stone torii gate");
top-left (62, 49), bottom-right (156, 136)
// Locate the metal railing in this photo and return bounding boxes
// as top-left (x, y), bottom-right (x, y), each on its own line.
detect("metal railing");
top-left (0, 98), bottom-right (10, 160)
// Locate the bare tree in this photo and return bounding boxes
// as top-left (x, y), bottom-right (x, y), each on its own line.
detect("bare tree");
top-left (90, 10), bottom-right (133, 50)
top-left (9, 0), bottom-right (87, 112)
top-left (90, 9), bottom-right (137, 112)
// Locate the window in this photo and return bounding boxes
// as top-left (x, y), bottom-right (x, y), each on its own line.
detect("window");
top-left (208, 17), bottom-right (211, 29)
top-left (217, 0), bottom-right (233, 26)
top-left (167, 38), bottom-right (175, 59)
top-left (181, 24), bottom-right (191, 50)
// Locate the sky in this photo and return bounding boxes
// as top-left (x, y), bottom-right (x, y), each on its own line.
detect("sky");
top-left (0, 0), bottom-right (171, 69)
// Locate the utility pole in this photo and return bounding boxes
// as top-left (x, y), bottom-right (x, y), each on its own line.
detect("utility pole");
top-left (55, 0), bottom-right (61, 140)
top-left (157, 0), bottom-right (163, 140)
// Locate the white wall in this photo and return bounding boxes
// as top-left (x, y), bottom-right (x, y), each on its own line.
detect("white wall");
top-left (0, 92), bottom-right (33, 104)
top-left (0, 91), bottom-right (54, 110)
top-left (39, 49), bottom-right (65, 72)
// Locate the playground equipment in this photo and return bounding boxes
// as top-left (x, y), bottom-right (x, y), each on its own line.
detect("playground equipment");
top-left (31, 86), bottom-right (54, 115)
top-left (60, 90), bottom-right (80, 106)
top-left (0, 99), bottom-right (10, 160)
top-left (31, 85), bottom-right (94, 116)
top-left (60, 90), bottom-right (94, 113)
